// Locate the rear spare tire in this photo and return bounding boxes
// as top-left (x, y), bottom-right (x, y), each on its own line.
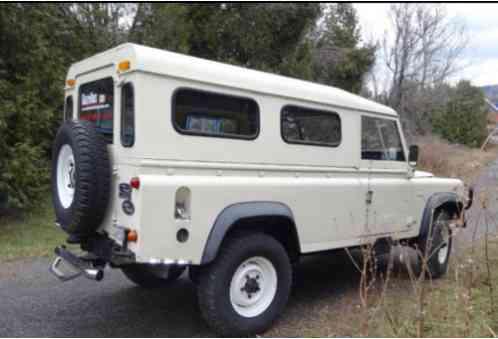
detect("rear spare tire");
top-left (51, 120), bottom-right (111, 239)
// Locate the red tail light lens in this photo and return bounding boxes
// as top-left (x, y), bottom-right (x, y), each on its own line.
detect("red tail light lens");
top-left (130, 177), bottom-right (140, 189)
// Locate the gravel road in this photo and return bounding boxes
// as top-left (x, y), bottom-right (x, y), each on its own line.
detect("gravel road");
top-left (1, 160), bottom-right (497, 337)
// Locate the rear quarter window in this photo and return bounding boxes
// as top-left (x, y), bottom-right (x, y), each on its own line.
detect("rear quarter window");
top-left (64, 96), bottom-right (73, 121)
top-left (79, 77), bottom-right (114, 143)
top-left (121, 83), bottom-right (135, 147)
top-left (281, 105), bottom-right (341, 147)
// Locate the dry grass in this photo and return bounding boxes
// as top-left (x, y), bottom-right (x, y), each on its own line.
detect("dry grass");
top-left (267, 136), bottom-right (498, 338)
top-left (416, 135), bottom-right (498, 185)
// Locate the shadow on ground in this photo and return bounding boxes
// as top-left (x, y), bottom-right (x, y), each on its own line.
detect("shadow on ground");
top-left (0, 248), bottom-right (417, 337)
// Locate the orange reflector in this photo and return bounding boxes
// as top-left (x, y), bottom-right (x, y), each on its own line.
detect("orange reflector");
top-left (118, 60), bottom-right (131, 72)
top-left (66, 79), bottom-right (76, 87)
top-left (127, 230), bottom-right (138, 242)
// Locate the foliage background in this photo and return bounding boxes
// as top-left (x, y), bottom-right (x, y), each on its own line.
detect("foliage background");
top-left (0, 3), bottom-right (376, 211)
top-left (0, 3), bottom-right (488, 212)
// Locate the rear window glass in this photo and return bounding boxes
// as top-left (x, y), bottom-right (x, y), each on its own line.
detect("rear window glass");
top-left (121, 83), bottom-right (134, 147)
top-left (173, 88), bottom-right (259, 139)
top-left (64, 96), bottom-right (73, 121)
top-left (79, 77), bottom-right (114, 143)
top-left (281, 105), bottom-right (341, 147)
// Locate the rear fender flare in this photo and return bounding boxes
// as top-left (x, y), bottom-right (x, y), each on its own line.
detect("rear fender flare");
top-left (200, 201), bottom-right (299, 264)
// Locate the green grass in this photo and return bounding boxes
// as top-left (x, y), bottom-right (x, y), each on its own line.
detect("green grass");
top-left (0, 196), bottom-right (66, 262)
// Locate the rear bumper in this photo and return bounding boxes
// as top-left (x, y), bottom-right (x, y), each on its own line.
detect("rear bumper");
top-left (50, 233), bottom-right (136, 282)
top-left (80, 233), bottom-right (136, 267)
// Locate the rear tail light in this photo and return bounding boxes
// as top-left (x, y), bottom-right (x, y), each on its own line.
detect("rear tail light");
top-left (130, 177), bottom-right (140, 189)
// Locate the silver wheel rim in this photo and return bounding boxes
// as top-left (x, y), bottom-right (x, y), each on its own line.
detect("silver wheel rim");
top-left (57, 144), bottom-right (75, 209)
top-left (438, 225), bottom-right (450, 264)
top-left (229, 256), bottom-right (277, 318)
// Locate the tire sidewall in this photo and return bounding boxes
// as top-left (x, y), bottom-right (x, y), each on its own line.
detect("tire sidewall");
top-left (424, 210), bottom-right (452, 278)
top-left (51, 120), bottom-right (111, 237)
top-left (51, 123), bottom-right (78, 231)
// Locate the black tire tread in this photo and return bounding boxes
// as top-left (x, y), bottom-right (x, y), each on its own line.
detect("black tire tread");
top-left (51, 120), bottom-right (111, 237)
top-left (418, 209), bottom-right (452, 279)
top-left (197, 232), bottom-right (292, 337)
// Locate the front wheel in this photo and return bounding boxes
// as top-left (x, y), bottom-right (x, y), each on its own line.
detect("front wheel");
top-left (197, 233), bottom-right (292, 336)
top-left (418, 209), bottom-right (453, 279)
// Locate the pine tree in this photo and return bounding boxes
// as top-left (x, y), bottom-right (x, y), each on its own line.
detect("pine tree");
top-left (432, 81), bottom-right (488, 147)
top-left (311, 3), bottom-right (376, 93)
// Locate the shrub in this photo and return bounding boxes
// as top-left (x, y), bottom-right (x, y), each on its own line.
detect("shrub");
top-left (432, 80), bottom-right (488, 148)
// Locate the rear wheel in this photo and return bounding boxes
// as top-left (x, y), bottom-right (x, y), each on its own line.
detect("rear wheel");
top-left (197, 233), bottom-right (292, 336)
top-left (122, 264), bottom-right (185, 288)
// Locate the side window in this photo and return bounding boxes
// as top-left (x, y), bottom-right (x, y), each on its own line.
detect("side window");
top-left (281, 105), bottom-right (341, 147)
top-left (121, 83), bottom-right (134, 147)
top-left (79, 77), bottom-right (114, 143)
top-left (361, 116), bottom-right (405, 161)
top-left (173, 88), bottom-right (259, 139)
top-left (64, 96), bottom-right (73, 121)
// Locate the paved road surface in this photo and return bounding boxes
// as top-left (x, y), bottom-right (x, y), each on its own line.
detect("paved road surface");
top-left (0, 251), bottom-right (365, 337)
top-left (1, 160), bottom-right (498, 337)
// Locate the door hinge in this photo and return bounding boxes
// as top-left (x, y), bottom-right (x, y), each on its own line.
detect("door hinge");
top-left (366, 190), bottom-right (373, 205)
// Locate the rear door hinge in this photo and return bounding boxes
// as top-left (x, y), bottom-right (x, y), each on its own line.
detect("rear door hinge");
top-left (366, 190), bottom-right (373, 205)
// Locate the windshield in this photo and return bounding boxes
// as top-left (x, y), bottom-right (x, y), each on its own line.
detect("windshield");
top-left (79, 77), bottom-right (114, 143)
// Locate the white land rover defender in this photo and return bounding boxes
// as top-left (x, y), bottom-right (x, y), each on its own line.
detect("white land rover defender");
top-left (50, 43), bottom-right (471, 336)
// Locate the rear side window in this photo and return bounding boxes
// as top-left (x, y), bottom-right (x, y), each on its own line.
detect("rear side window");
top-left (361, 116), bottom-right (405, 161)
top-left (64, 96), bottom-right (73, 121)
top-left (79, 77), bottom-right (114, 143)
top-left (173, 88), bottom-right (259, 139)
top-left (121, 83), bottom-right (134, 147)
top-left (281, 105), bottom-right (341, 147)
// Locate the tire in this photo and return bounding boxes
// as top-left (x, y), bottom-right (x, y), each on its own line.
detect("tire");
top-left (418, 209), bottom-right (452, 279)
top-left (51, 120), bottom-right (111, 239)
top-left (197, 233), bottom-right (292, 337)
top-left (122, 264), bottom-right (186, 288)
top-left (189, 266), bottom-right (200, 285)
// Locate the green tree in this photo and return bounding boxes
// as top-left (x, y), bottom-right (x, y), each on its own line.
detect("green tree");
top-left (129, 4), bottom-right (191, 53)
top-left (432, 81), bottom-right (488, 147)
top-left (311, 3), bottom-right (376, 93)
top-left (0, 4), bottom-right (67, 209)
top-left (0, 3), bottom-right (378, 212)
top-left (130, 4), bottom-right (321, 80)
top-left (0, 3), bottom-right (127, 210)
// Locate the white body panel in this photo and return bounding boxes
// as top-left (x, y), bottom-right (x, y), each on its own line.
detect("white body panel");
top-left (64, 44), bottom-right (464, 265)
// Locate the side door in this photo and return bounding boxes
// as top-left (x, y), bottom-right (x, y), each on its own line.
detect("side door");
top-left (359, 115), bottom-right (415, 237)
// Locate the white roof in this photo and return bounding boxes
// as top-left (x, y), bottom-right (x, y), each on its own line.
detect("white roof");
top-left (67, 43), bottom-right (397, 116)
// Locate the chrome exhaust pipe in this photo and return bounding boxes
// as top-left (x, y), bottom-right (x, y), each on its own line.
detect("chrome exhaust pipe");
top-left (83, 268), bottom-right (104, 281)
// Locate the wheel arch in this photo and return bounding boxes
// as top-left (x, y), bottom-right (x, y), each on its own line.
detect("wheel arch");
top-left (200, 201), bottom-right (301, 264)
top-left (418, 192), bottom-right (463, 240)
